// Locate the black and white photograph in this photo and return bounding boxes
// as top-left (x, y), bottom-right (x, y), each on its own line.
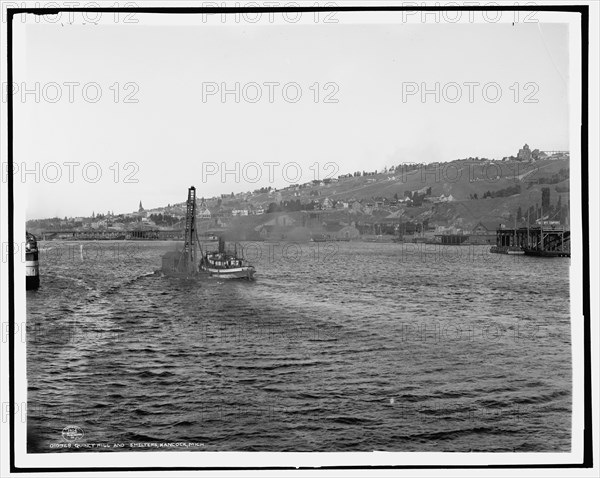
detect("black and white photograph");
top-left (1, 1), bottom-right (598, 476)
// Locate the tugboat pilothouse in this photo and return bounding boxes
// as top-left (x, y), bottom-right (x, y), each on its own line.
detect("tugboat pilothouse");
top-left (200, 238), bottom-right (255, 280)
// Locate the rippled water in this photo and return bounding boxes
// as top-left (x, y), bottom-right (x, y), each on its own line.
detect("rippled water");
top-left (26, 240), bottom-right (571, 452)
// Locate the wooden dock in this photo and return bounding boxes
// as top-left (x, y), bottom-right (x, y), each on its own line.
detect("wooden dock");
top-left (495, 226), bottom-right (570, 257)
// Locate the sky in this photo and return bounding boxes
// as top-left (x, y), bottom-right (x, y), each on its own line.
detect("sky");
top-left (11, 12), bottom-right (571, 219)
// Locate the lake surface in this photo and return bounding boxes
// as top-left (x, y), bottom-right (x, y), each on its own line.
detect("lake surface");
top-left (26, 240), bottom-right (571, 452)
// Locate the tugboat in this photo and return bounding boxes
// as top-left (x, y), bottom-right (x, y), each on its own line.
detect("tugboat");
top-left (200, 238), bottom-right (255, 280)
top-left (161, 186), bottom-right (255, 280)
top-left (25, 232), bottom-right (40, 290)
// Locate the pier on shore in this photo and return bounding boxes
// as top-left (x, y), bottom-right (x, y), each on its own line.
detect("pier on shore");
top-left (495, 226), bottom-right (570, 257)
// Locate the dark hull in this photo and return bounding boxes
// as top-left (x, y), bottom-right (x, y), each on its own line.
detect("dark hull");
top-left (26, 275), bottom-right (40, 290)
top-left (490, 246), bottom-right (525, 255)
top-left (523, 249), bottom-right (571, 258)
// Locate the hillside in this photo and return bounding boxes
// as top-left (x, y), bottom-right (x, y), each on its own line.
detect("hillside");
top-left (248, 158), bottom-right (568, 204)
top-left (216, 157), bottom-right (570, 233)
top-left (26, 157), bottom-right (570, 238)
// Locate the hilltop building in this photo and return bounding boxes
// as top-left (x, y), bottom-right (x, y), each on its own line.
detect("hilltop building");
top-left (517, 144), bottom-right (563, 162)
top-left (517, 144), bottom-right (532, 161)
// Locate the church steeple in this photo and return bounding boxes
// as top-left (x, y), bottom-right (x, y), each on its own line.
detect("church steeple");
top-left (139, 201), bottom-right (144, 212)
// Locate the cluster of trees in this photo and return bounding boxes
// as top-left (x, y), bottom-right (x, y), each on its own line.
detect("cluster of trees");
top-left (253, 186), bottom-right (273, 194)
top-left (26, 217), bottom-right (64, 230)
top-left (266, 199), bottom-right (320, 213)
top-left (91, 211), bottom-right (115, 219)
top-left (459, 156), bottom-right (492, 161)
top-left (338, 171), bottom-right (365, 179)
top-left (338, 169), bottom-right (389, 179)
top-left (481, 184), bottom-right (521, 199)
top-left (531, 168), bottom-right (569, 185)
top-left (148, 213), bottom-right (181, 227)
top-left (356, 223), bottom-right (395, 235)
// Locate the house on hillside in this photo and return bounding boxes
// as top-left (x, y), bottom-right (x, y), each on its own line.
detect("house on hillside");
top-left (548, 152), bottom-right (569, 161)
top-left (351, 201), bottom-right (363, 213)
top-left (197, 205), bottom-right (212, 219)
top-left (531, 149), bottom-right (547, 161)
top-left (374, 197), bottom-right (387, 208)
top-left (321, 197), bottom-right (333, 210)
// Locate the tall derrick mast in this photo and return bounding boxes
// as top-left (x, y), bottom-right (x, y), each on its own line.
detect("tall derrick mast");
top-left (178, 186), bottom-right (197, 273)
